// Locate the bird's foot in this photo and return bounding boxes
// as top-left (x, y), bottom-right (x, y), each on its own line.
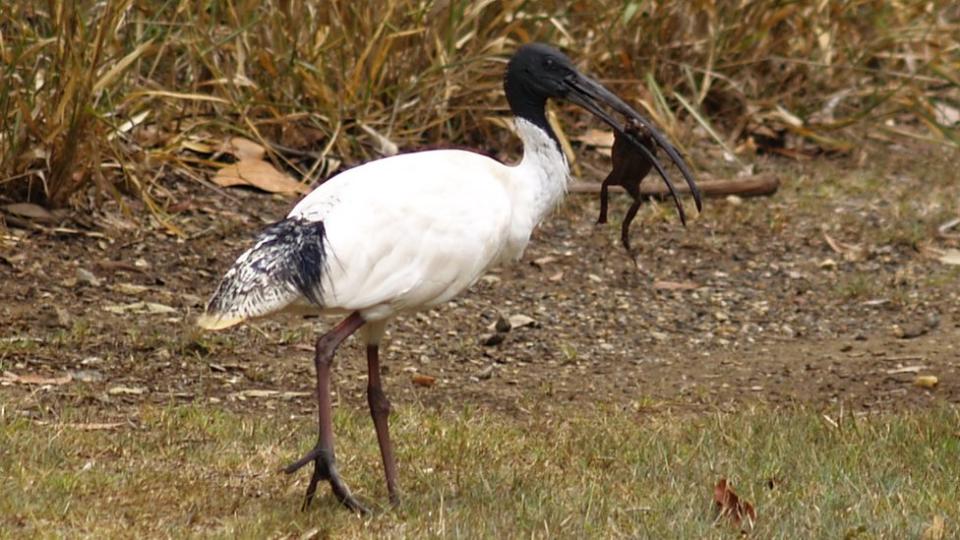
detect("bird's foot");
top-left (284, 445), bottom-right (369, 514)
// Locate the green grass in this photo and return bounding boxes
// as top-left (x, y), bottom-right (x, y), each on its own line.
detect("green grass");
top-left (1, 402), bottom-right (957, 538)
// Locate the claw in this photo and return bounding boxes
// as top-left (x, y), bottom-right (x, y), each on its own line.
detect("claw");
top-left (285, 444), bottom-right (369, 514)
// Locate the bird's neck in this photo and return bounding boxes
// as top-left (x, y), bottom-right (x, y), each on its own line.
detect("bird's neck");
top-left (512, 117), bottom-right (570, 226)
top-left (504, 73), bottom-right (561, 150)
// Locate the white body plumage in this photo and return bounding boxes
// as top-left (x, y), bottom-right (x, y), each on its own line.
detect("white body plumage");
top-left (198, 119), bottom-right (568, 339)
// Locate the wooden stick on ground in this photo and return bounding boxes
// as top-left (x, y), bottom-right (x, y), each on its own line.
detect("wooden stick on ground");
top-left (570, 174), bottom-right (780, 199)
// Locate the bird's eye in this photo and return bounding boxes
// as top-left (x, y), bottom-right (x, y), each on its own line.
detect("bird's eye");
top-left (544, 57), bottom-right (555, 68)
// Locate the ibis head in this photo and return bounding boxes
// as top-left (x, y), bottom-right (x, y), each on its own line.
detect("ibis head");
top-left (505, 43), bottom-right (703, 222)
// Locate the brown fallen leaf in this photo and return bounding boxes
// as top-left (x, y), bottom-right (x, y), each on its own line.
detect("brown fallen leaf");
top-left (32, 420), bottom-right (126, 431)
top-left (2, 372), bottom-right (73, 385)
top-left (713, 477), bottom-right (756, 528)
top-left (213, 159), bottom-right (308, 195)
top-left (823, 232), bottom-right (864, 262)
top-left (108, 385), bottom-right (147, 396)
top-left (68, 422), bottom-right (126, 431)
top-left (411, 374), bottom-right (436, 387)
top-left (3, 203), bottom-right (56, 223)
top-left (531, 255), bottom-right (557, 269)
top-left (653, 280), bottom-right (700, 291)
top-left (181, 139), bottom-right (216, 154)
top-left (222, 136), bottom-right (267, 160)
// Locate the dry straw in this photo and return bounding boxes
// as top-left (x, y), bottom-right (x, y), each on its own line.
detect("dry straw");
top-left (1, 0), bottom-right (957, 212)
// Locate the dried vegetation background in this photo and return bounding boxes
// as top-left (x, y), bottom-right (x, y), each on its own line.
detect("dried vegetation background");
top-left (0, 0), bottom-right (957, 211)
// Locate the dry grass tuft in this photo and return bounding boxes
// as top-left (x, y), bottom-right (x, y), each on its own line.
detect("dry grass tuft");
top-left (1, 1), bottom-right (957, 212)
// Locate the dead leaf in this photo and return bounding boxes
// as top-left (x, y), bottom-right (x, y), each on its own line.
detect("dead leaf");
top-left (937, 217), bottom-right (960, 238)
top-left (653, 280), bottom-right (700, 291)
top-left (914, 375), bottom-right (939, 389)
top-left (108, 386), bottom-right (147, 395)
top-left (67, 422), bottom-right (126, 431)
top-left (886, 365), bottom-right (926, 374)
top-left (113, 283), bottom-right (150, 295)
top-left (181, 139), bottom-right (215, 154)
top-left (822, 232), bottom-right (864, 261)
top-left (531, 256), bottom-right (557, 269)
top-left (713, 478), bottom-right (756, 528)
top-left (3, 203), bottom-right (55, 223)
top-left (32, 420), bottom-right (126, 431)
top-left (230, 389), bottom-right (311, 399)
top-left (508, 314), bottom-right (537, 329)
top-left (411, 374), bottom-right (436, 387)
top-left (2, 372), bottom-right (73, 385)
top-left (223, 137), bottom-right (266, 160)
top-left (239, 389), bottom-right (278, 398)
top-left (921, 246), bottom-right (960, 266)
top-left (213, 159), bottom-right (308, 195)
top-left (103, 302), bottom-right (177, 315)
top-left (936, 249), bottom-right (960, 266)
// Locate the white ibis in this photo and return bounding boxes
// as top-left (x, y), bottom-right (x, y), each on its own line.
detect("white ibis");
top-left (198, 42), bottom-right (702, 513)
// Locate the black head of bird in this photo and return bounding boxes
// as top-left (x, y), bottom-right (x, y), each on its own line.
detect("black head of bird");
top-left (506, 43), bottom-right (702, 225)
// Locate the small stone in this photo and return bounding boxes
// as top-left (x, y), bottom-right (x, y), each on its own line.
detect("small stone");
top-left (714, 311), bottom-right (729, 322)
top-left (587, 274), bottom-right (603, 283)
top-left (494, 315), bottom-right (512, 333)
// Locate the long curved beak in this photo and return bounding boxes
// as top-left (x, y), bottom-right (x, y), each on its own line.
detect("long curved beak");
top-left (564, 72), bottom-right (703, 225)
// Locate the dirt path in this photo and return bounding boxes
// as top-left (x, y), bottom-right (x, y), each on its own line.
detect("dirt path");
top-left (2, 147), bottom-right (958, 420)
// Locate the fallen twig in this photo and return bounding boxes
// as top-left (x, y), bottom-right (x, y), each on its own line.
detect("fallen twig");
top-left (570, 174), bottom-right (780, 199)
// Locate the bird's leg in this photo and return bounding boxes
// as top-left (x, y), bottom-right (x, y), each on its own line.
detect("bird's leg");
top-left (283, 312), bottom-right (367, 513)
top-left (366, 344), bottom-right (400, 506)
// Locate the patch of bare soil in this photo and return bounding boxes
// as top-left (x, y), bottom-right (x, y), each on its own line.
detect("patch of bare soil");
top-left (2, 145), bottom-right (958, 422)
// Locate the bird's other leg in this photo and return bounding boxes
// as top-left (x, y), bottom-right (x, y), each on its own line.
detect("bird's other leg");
top-left (283, 311), bottom-right (367, 513)
top-left (366, 344), bottom-right (400, 506)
